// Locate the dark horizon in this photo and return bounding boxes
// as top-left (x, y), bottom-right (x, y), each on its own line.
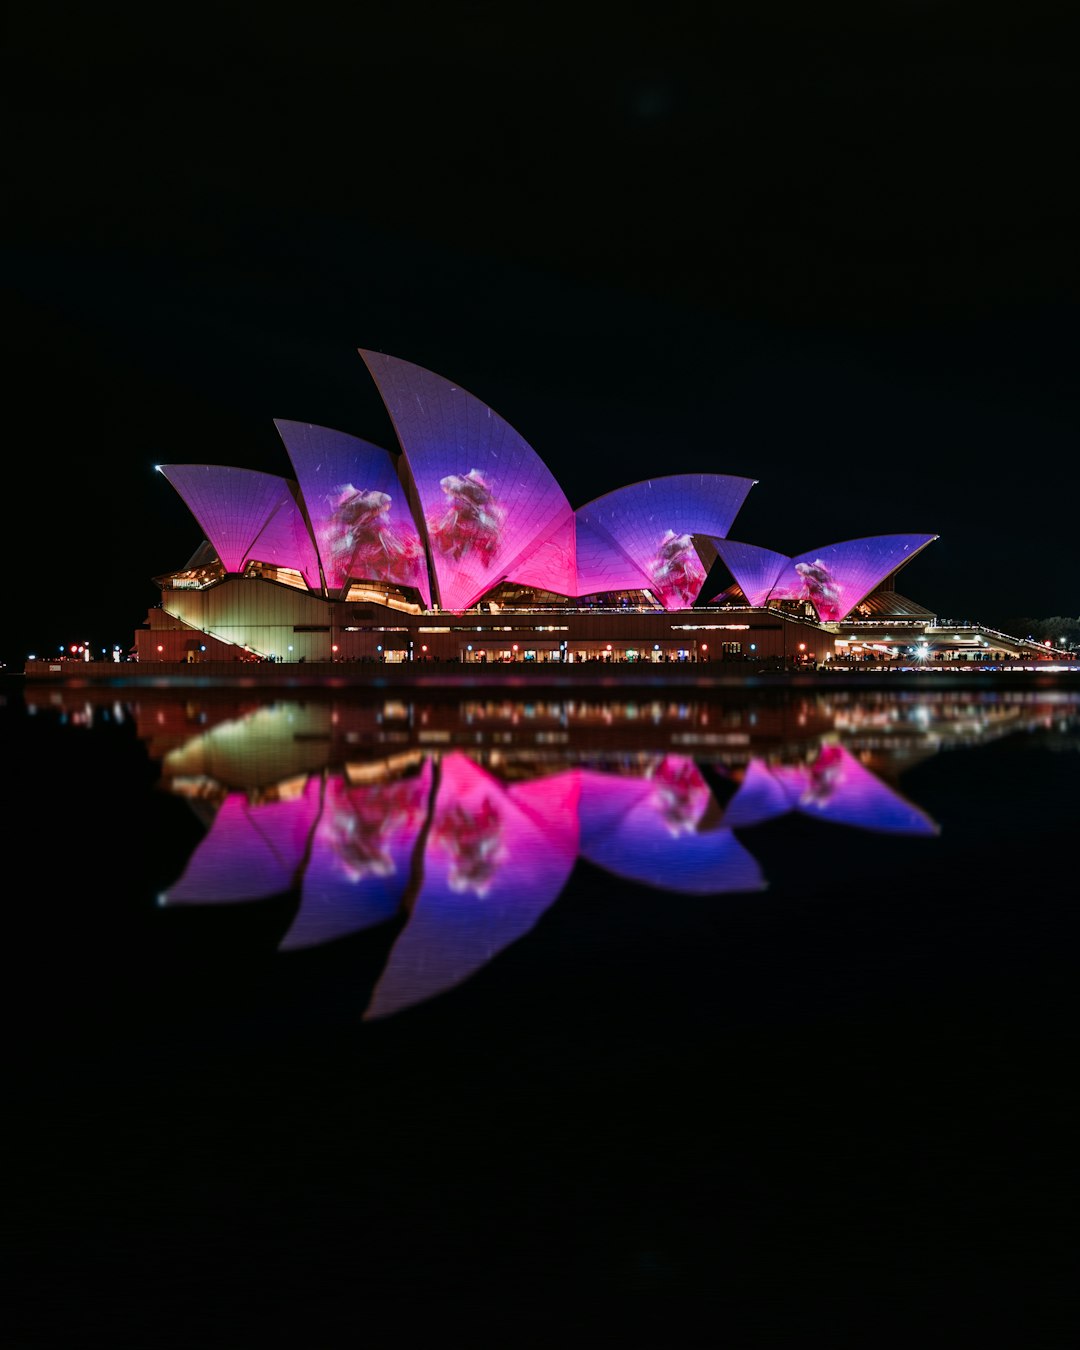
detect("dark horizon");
top-left (5, 5), bottom-right (1077, 666)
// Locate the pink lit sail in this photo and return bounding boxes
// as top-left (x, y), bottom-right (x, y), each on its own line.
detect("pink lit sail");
top-left (273, 420), bottom-right (430, 604)
top-left (158, 464), bottom-right (320, 584)
top-left (713, 535), bottom-right (938, 619)
top-left (364, 756), bottom-right (579, 1018)
top-left (359, 349), bottom-right (577, 610)
top-left (279, 764), bottom-right (433, 950)
top-left (575, 475), bottom-right (757, 607)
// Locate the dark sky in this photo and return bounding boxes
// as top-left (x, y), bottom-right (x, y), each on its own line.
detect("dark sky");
top-left (4, 3), bottom-right (1078, 665)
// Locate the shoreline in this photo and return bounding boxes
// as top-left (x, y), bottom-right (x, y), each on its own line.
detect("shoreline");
top-left (14, 660), bottom-right (1079, 693)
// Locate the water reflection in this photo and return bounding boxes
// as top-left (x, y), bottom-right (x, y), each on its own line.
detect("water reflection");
top-left (23, 685), bottom-right (1079, 1018)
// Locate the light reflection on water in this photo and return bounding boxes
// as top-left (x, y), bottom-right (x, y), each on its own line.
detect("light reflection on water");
top-left (20, 683), bottom-right (1079, 1018)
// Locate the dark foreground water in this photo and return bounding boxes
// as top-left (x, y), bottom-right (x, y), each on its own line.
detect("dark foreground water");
top-left (7, 677), bottom-right (1078, 1346)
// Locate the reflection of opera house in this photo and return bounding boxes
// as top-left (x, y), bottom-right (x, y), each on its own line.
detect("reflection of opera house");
top-left (114, 687), bottom-right (957, 1019)
top-left (130, 349), bottom-right (1048, 668)
top-left (32, 682), bottom-right (1072, 1016)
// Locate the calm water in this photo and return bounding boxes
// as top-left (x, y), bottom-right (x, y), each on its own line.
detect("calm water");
top-left (7, 678), bottom-right (1078, 1344)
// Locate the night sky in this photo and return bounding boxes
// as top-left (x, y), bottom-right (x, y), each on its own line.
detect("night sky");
top-left (5, 4), bottom-right (1078, 666)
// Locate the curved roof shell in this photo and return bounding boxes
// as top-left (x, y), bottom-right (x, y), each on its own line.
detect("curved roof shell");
top-left (157, 464), bottom-right (321, 587)
top-left (359, 349), bottom-right (576, 610)
top-left (157, 354), bottom-right (935, 618)
top-left (575, 474), bottom-right (757, 608)
top-left (711, 534), bottom-right (938, 621)
top-left (273, 419), bottom-right (430, 605)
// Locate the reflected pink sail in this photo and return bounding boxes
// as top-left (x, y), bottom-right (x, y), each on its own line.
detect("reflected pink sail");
top-left (364, 756), bottom-right (580, 1018)
top-left (161, 777), bottom-right (323, 905)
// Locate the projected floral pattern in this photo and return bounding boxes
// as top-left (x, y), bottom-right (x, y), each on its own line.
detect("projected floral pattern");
top-left (430, 797), bottom-right (508, 896)
top-left (649, 756), bottom-right (712, 834)
top-left (792, 558), bottom-right (842, 620)
top-left (323, 484), bottom-right (426, 591)
top-left (646, 530), bottom-right (706, 608)
top-left (427, 469), bottom-right (506, 565)
top-left (324, 775), bottom-right (429, 882)
top-left (712, 536), bottom-right (939, 620)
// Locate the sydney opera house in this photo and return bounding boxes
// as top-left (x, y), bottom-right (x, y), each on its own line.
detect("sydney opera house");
top-left (123, 348), bottom-right (1030, 668)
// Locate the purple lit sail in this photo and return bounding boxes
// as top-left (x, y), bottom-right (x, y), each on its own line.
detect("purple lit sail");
top-left (706, 540), bottom-right (788, 608)
top-left (575, 475), bottom-right (757, 607)
top-left (573, 514), bottom-right (645, 597)
top-left (359, 349), bottom-right (577, 610)
top-left (713, 534), bottom-right (938, 619)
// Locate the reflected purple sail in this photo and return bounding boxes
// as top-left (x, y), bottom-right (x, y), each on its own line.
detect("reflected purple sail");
top-left (724, 747), bottom-right (939, 836)
top-left (578, 758), bottom-right (765, 894)
top-left (280, 764), bottom-right (434, 951)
